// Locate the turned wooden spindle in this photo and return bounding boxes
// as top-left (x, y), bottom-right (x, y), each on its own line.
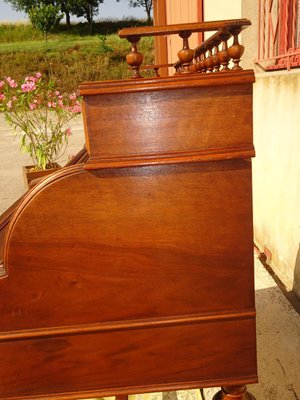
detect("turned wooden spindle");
top-left (190, 62), bottom-right (198, 73)
top-left (213, 385), bottom-right (256, 400)
top-left (125, 36), bottom-right (144, 78)
top-left (212, 43), bottom-right (221, 72)
top-left (228, 28), bottom-right (245, 69)
top-left (177, 31), bottom-right (195, 73)
top-left (200, 53), bottom-right (207, 73)
top-left (199, 53), bottom-right (207, 73)
top-left (194, 50), bottom-right (204, 73)
top-left (204, 46), bottom-right (215, 73)
top-left (193, 55), bottom-right (201, 72)
top-left (218, 32), bottom-right (231, 71)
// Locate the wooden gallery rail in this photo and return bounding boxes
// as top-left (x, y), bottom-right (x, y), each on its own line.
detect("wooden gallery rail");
top-left (0, 19), bottom-right (257, 400)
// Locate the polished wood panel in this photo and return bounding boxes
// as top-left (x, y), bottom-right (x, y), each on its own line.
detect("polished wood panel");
top-left (2, 160), bottom-right (254, 331)
top-left (80, 72), bottom-right (254, 167)
top-left (0, 320), bottom-right (256, 399)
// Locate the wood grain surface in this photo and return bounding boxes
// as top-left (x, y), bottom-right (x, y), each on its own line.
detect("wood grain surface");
top-left (0, 64), bottom-right (257, 399)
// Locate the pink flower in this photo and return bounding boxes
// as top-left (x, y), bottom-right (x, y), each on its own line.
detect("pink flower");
top-left (35, 72), bottom-right (42, 79)
top-left (12, 96), bottom-right (17, 101)
top-left (55, 90), bottom-right (60, 96)
top-left (66, 127), bottom-right (72, 136)
top-left (6, 100), bottom-right (12, 109)
top-left (0, 93), bottom-right (5, 101)
top-left (73, 105), bottom-right (81, 113)
top-left (25, 76), bottom-right (38, 84)
top-left (21, 81), bottom-right (36, 92)
top-left (6, 77), bottom-right (17, 88)
top-left (47, 102), bottom-right (52, 108)
top-left (72, 101), bottom-right (81, 113)
top-left (69, 92), bottom-right (76, 100)
top-left (29, 103), bottom-right (37, 110)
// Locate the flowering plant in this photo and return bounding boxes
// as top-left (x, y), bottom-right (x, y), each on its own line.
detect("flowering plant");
top-left (0, 73), bottom-right (81, 170)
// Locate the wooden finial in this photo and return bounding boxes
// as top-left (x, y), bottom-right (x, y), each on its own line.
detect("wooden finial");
top-left (126, 36), bottom-right (144, 79)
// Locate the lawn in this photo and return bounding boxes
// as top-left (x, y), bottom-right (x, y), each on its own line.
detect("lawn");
top-left (0, 20), bottom-right (154, 93)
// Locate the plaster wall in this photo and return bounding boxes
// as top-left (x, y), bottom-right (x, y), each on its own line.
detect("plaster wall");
top-left (241, 0), bottom-right (259, 70)
top-left (203, 0), bottom-right (241, 20)
top-left (203, 0), bottom-right (241, 40)
top-left (253, 71), bottom-right (300, 299)
top-left (240, 0), bottom-right (300, 299)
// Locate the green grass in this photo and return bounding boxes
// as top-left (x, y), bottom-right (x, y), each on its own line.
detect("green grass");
top-left (0, 18), bottom-right (152, 43)
top-left (0, 21), bottom-right (155, 93)
top-left (0, 37), bottom-right (97, 53)
top-left (0, 22), bottom-right (43, 43)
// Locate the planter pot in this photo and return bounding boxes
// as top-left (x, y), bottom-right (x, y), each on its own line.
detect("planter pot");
top-left (23, 164), bottom-right (61, 190)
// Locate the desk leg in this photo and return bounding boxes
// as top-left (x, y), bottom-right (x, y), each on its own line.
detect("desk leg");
top-left (213, 385), bottom-right (256, 400)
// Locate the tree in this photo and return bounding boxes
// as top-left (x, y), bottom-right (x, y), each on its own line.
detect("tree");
top-left (5, 0), bottom-right (71, 26)
top-left (5, 0), bottom-right (105, 29)
top-left (68, 0), bottom-right (104, 34)
top-left (28, 3), bottom-right (63, 42)
top-left (4, 0), bottom-right (41, 12)
top-left (128, 0), bottom-right (152, 23)
top-left (56, 0), bottom-right (71, 27)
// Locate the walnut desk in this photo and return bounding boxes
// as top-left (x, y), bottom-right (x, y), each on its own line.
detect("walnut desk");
top-left (0, 20), bottom-right (257, 400)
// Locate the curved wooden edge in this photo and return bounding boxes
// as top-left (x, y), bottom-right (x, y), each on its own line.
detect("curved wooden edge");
top-left (118, 19), bottom-right (251, 39)
top-left (1, 164), bottom-right (85, 277)
top-left (0, 146), bottom-right (88, 229)
top-left (0, 147), bottom-right (89, 276)
top-left (0, 198), bottom-right (23, 233)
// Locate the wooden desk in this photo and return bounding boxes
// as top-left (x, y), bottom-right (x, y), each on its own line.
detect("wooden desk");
top-left (0, 20), bottom-right (257, 400)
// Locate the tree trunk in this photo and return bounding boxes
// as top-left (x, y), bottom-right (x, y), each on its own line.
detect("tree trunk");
top-left (146, 4), bottom-right (152, 24)
top-left (65, 10), bottom-right (71, 27)
top-left (146, 9), bottom-right (151, 23)
top-left (86, 5), bottom-right (94, 35)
